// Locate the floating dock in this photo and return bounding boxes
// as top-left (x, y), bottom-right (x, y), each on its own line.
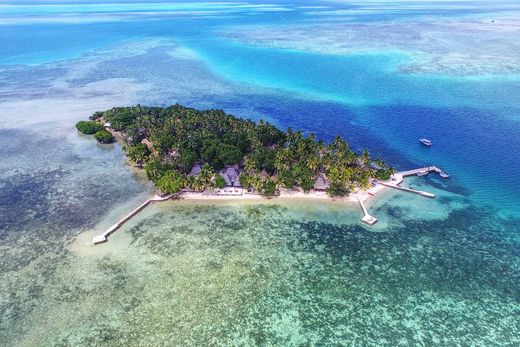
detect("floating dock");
top-left (93, 194), bottom-right (171, 245)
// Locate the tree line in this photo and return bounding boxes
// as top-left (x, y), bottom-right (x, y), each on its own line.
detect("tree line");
top-left (79, 104), bottom-right (394, 196)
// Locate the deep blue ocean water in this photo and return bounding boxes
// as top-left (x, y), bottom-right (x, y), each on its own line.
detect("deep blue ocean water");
top-left (0, 1), bottom-right (519, 345)
top-left (2, 1), bottom-right (518, 214)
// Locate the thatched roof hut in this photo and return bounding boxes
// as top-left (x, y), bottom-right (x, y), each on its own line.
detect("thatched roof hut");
top-left (218, 167), bottom-right (241, 187)
top-left (314, 173), bottom-right (330, 191)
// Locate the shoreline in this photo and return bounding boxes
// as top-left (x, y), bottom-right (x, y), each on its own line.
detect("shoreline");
top-left (91, 182), bottom-right (389, 245)
top-left (171, 171), bottom-right (398, 204)
top-left (174, 186), bottom-right (381, 204)
top-left (92, 166), bottom-right (446, 244)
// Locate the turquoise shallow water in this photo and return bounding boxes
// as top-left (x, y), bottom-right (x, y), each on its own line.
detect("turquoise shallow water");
top-left (0, 1), bottom-right (519, 345)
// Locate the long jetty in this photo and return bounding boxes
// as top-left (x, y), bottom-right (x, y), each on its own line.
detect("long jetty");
top-left (93, 194), bottom-right (172, 245)
top-left (379, 182), bottom-right (435, 198)
top-left (398, 166), bottom-right (449, 179)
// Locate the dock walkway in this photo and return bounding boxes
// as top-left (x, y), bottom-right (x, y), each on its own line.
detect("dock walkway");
top-left (379, 182), bottom-right (435, 198)
top-left (376, 165), bottom-right (449, 199)
top-left (356, 196), bottom-right (378, 225)
top-left (398, 166), bottom-right (449, 179)
top-left (93, 194), bottom-right (172, 245)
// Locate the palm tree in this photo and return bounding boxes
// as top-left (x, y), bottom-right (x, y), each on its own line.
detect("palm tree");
top-left (357, 173), bottom-right (371, 190)
top-left (296, 139), bottom-right (307, 158)
top-left (250, 137), bottom-right (262, 151)
top-left (331, 136), bottom-right (348, 153)
top-left (327, 166), bottom-right (342, 184)
top-left (192, 177), bottom-right (205, 191)
top-left (361, 149), bottom-right (370, 167)
top-left (286, 127), bottom-right (293, 142)
top-left (341, 166), bottom-right (353, 184)
top-left (274, 150), bottom-right (290, 172)
top-left (244, 156), bottom-right (257, 172)
top-left (252, 174), bottom-right (263, 191)
top-left (199, 164), bottom-right (214, 183)
top-left (374, 158), bottom-right (385, 170)
top-left (307, 155), bottom-right (320, 172)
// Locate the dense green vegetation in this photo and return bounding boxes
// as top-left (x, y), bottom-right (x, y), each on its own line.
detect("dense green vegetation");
top-left (127, 143), bottom-right (151, 163)
top-left (75, 121), bottom-right (104, 135)
top-left (76, 120), bottom-right (114, 144)
top-left (82, 104), bottom-right (394, 196)
top-left (94, 129), bottom-right (115, 144)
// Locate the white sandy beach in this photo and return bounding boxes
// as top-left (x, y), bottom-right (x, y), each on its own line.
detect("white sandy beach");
top-left (174, 171), bottom-right (404, 205)
top-left (172, 183), bottom-right (388, 205)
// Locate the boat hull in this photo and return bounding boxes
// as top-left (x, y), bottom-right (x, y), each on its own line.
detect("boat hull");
top-left (419, 139), bottom-right (432, 146)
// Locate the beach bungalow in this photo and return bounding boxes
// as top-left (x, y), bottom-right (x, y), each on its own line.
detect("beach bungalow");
top-left (314, 173), bottom-right (330, 191)
top-left (218, 167), bottom-right (241, 187)
top-left (104, 122), bottom-right (111, 129)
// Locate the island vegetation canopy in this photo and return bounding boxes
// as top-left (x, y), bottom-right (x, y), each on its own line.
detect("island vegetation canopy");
top-left (77, 104), bottom-right (394, 196)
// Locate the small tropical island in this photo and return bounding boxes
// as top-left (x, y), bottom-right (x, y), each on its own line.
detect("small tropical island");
top-left (77, 104), bottom-right (396, 198)
top-left (78, 104), bottom-right (449, 244)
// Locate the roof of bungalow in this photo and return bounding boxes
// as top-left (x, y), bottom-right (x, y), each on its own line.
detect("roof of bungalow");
top-left (226, 167), bottom-right (239, 182)
top-left (189, 164), bottom-right (202, 176)
top-left (259, 169), bottom-right (269, 178)
top-left (141, 138), bottom-right (153, 150)
top-left (218, 170), bottom-right (232, 186)
top-left (219, 167), bottom-right (240, 186)
top-left (104, 122), bottom-right (111, 128)
top-left (314, 173), bottom-right (330, 190)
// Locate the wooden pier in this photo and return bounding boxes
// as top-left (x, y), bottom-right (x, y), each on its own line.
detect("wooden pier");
top-left (356, 196), bottom-right (378, 225)
top-left (93, 194), bottom-right (172, 245)
top-left (379, 182), bottom-right (435, 198)
top-left (376, 165), bottom-right (449, 199)
top-left (351, 165), bottom-right (448, 227)
top-left (398, 166), bottom-right (449, 179)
